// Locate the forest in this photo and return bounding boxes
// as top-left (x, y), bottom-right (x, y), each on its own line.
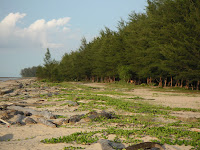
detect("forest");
top-left (21, 0), bottom-right (200, 90)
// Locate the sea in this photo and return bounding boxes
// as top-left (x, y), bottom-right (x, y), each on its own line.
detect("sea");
top-left (0, 77), bottom-right (21, 82)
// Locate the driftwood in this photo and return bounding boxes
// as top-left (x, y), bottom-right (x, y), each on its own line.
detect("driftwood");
top-left (0, 118), bottom-right (11, 127)
top-left (123, 142), bottom-right (164, 150)
top-left (37, 118), bottom-right (56, 128)
top-left (7, 106), bottom-right (55, 119)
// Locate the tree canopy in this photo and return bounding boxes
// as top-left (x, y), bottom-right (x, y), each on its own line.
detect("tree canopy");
top-left (22, 0), bottom-right (200, 90)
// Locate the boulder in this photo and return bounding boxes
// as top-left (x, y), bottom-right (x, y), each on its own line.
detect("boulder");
top-left (98, 139), bottom-right (125, 150)
top-left (64, 101), bottom-right (79, 106)
top-left (0, 89), bottom-right (14, 95)
top-left (25, 117), bottom-right (37, 124)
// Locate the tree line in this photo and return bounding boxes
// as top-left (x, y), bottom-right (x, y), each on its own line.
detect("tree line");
top-left (20, 66), bottom-right (38, 77)
top-left (21, 0), bottom-right (200, 90)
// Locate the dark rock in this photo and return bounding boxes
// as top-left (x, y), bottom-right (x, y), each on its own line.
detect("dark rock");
top-left (0, 105), bottom-right (8, 110)
top-left (54, 92), bottom-right (59, 95)
top-left (7, 106), bottom-right (55, 119)
top-left (14, 114), bottom-right (25, 125)
top-left (52, 118), bottom-right (65, 126)
top-left (47, 93), bottom-right (52, 97)
top-left (0, 89), bottom-right (14, 95)
top-left (25, 117), bottom-right (37, 124)
top-left (98, 139), bottom-right (125, 150)
top-left (65, 101), bottom-right (79, 106)
top-left (86, 110), bottom-right (114, 121)
top-left (14, 111), bottom-right (24, 115)
top-left (63, 119), bottom-right (70, 124)
top-left (18, 83), bottom-right (23, 89)
top-left (124, 142), bottom-right (164, 150)
top-left (37, 118), bottom-right (56, 128)
top-left (88, 111), bottom-right (98, 116)
top-left (99, 110), bottom-right (113, 119)
top-left (68, 115), bottom-right (83, 123)
top-left (24, 111), bottom-right (32, 116)
top-left (0, 112), bottom-right (10, 120)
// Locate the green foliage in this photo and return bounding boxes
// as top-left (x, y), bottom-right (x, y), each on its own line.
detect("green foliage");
top-left (36, 48), bottom-right (60, 82)
top-left (20, 66), bottom-right (39, 77)
top-left (118, 65), bottom-right (132, 82)
top-left (35, 0), bottom-right (200, 88)
top-left (41, 131), bottom-right (100, 144)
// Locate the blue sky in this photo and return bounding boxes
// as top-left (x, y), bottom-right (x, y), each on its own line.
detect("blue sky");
top-left (0, 0), bottom-right (147, 77)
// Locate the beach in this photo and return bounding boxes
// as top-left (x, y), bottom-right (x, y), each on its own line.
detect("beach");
top-left (0, 78), bottom-right (199, 150)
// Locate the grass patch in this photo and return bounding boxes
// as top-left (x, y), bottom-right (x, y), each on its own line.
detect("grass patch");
top-left (41, 127), bottom-right (200, 148)
top-left (38, 81), bottom-right (200, 149)
top-left (41, 131), bottom-right (100, 144)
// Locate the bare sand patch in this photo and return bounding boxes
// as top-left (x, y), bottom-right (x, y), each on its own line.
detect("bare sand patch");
top-left (126, 88), bottom-right (200, 109)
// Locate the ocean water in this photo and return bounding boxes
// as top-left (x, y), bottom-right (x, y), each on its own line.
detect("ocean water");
top-left (0, 77), bottom-right (21, 82)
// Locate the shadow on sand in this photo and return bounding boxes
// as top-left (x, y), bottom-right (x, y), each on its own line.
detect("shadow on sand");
top-left (0, 134), bottom-right (13, 141)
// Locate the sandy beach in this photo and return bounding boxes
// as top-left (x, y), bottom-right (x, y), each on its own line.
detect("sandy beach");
top-left (0, 78), bottom-right (199, 150)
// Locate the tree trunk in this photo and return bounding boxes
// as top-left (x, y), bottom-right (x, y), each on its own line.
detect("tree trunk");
top-left (113, 76), bottom-right (115, 82)
top-left (175, 80), bottom-right (179, 87)
top-left (150, 77), bottom-right (152, 84)
top-left (108, 76), bottom-right (110, 82)
top-left (197, 80), bottom-right (199, 90)
top-left (92, 76), bottom-right (95, 82)
top-left (159, 77), bottom-right (162, 87)
top-left (138, 79), bottom-right (141, 85)
top-left (101, 76), bottom-right (103, 83)
top-left (147, 77), bottom-right (149, 84)
top-left (185, 80), bottom-right (189, 89)
top-left (171, 76), bottom-right (173, 87)
top-left (180, 79), bottom-right (183, 87)
top-left (96, 76), bottom-right (99, 82)
top-left (164, 78), bottom-right (167, 87)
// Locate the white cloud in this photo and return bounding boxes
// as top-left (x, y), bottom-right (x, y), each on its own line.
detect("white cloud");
top-left (0, 13), bottom-right (26, 39)
top-left (28, 19), bottom-right (46, 31)
top-left (1, 12), bottom-right (26, 27)
top-left (47, 17), bottom-right (70, 28)
top-left (0, 12), bottom-right (79, 50)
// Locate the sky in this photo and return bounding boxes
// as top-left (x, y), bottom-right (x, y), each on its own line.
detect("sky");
top-left (0, 0), bottom-right (147, 77)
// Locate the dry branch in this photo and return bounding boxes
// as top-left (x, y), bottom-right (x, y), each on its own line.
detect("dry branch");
top-left (0, 118), bottom-right (11, 127)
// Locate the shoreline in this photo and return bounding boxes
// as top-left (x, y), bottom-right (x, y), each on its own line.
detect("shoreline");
top-left (0, 77), bottom-right (21, 82)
